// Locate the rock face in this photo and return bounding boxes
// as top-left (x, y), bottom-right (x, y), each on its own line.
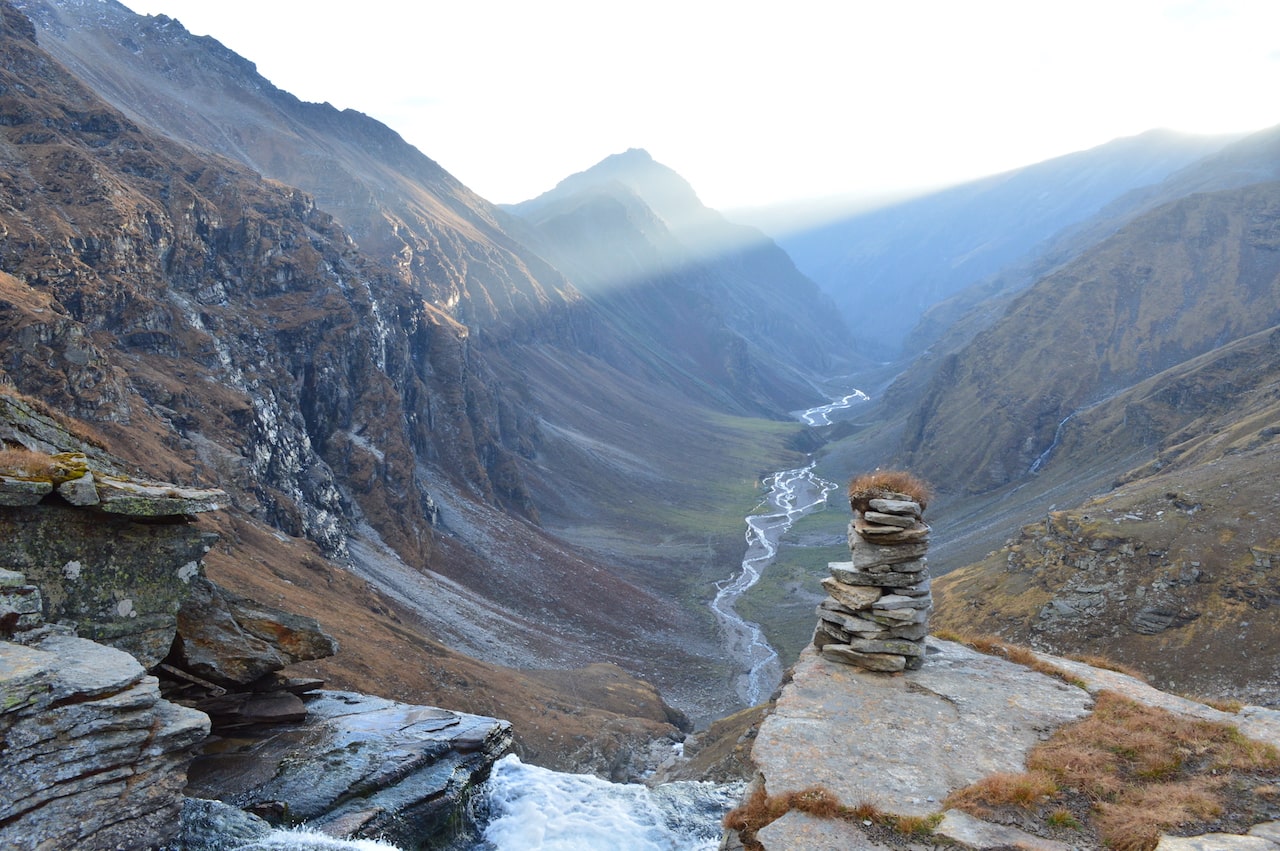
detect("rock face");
top-left (0, 467), bottom-right (224, 667)
top-left (1, 500), bottom-right (216, 662)
top-left (169, 575), bottom-right (339, 689)
top-left (0, 633), bottom-right (210, 850)
top-left (187, 690), bottom-right (513, 848)
top-left (814, 495), bottom-right (932, 672)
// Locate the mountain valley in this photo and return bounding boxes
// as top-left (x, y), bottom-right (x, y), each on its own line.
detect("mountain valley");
top-left (2, 0), bottom-right (1280, 825)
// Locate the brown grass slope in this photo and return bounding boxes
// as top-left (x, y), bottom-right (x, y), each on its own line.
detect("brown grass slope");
top-left (935, 324), bottom-right (1280, 702)
top-left (899, 180), bottom-right (1280, 496)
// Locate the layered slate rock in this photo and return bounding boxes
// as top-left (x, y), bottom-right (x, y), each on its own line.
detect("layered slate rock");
top-left (168, 576), bottom-right (338, 689)
top-left (814, 495), bottom-right (932, 672)
top-left (0, 470), bottom-right (224, 666)
top-left (0, 634), bottom-right (210, 850)
top-left (186, 690), bottom-right (513, 848)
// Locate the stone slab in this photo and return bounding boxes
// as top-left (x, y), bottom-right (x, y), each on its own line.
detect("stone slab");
top-left (1248, 822), bottom-right (1280, 843)
top-left (756, 811), bottom-right (889, 850)
top-left (868, 498), bottom-right (922, 517)
top-left (822, 645), bottom-right (905, 671)
top-left (95, 478), bottom-right (226, 516)
top-left (0, 476), bottom-right (52, 506)
top-left (848, 528), bottom-right (930, 566)
top-left (830, 563), bottom-right (927, 588)
top-left (752, 640), bottom-right (1093, 818)
top-left (186, 690), bottom-right (512, 849)
top-left (937, 809), bottom-right (1076, 851)
top-left (1033, 652), bottom-right (1280, 746)
top-left (821, 577), bottom-right (882, 611)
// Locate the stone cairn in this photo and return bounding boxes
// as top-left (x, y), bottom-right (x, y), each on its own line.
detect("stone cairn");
top-left (813, 477), bottom-right (931, 672)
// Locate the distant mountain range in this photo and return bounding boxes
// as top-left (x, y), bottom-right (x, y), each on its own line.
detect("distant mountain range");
top-left (762, 129), bottom-right (1236, 357)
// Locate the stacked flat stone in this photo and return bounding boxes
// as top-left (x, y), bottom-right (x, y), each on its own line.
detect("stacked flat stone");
top-left (813, 494), bottom-right (931, 672)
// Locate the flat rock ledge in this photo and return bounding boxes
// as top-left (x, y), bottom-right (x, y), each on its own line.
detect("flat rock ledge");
top-left (737, 639), bottom-right (1280, 850)
top-left (186, 690), bottom-right (513, 849)
top-left (753, 639), bottom-right (1092, 822)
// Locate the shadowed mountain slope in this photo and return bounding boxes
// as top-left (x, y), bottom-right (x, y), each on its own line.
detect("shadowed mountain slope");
top-left (897, 180), bottom-right (1280, 496)
top-left (507, 148), bottom-right (853, 414)
top-left (774, 129), bottom-right (1232, 357)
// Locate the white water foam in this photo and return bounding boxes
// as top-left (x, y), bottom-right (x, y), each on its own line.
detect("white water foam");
top-left (476, 755), bottom-right (736, 851)
top-left (238, 827), bottom-right (400, 850)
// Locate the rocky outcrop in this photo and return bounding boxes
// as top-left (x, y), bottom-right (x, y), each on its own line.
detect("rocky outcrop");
top-left (168, 576), bottom-right (338, 690)
top-left (0, 461), bottom-right (224, 667)
top-left (752, 640), bottom-right (1093, 830)
top-left (0, 633), bottom-right (210, 850)
top-left (186, 690), bottom-right (513, 848)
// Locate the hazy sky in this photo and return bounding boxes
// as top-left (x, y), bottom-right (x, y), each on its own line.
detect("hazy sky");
top-left (121, 0), bottom-right (1280, 211)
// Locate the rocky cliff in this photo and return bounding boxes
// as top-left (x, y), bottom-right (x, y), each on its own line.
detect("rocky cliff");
top-left (0, 0), bottom-right (845, 737)
top-left (0, 634), bottom-right (210, 850)
top-left (0, 399), bottom-right (514, 848)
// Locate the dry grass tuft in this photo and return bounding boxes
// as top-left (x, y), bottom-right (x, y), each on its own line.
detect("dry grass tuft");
top-left (1066, 653), bottom-right (1148, 682)
top-left (891, 812), bottom-right (942, 836)
top-left (1195, 695), bottom-right (1244, 713)
top-left (1093, 778), bottom-right (1223, 851)
top-left (847, 470), bottom-right (932, 512)
top-left (946, 771), bottom-right (1058, 814)
top-left (849, 800), bottom-right (882, 820)
top-left (1026, 690), bottom-right (1279, 849)
top-left (723, 785), bottom-right (937, 847)
top-left (0, 446), bottom-right (58, 479)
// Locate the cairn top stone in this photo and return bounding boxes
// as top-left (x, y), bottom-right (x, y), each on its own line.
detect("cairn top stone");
top-left (868, 497), bottom-right (922, 517)
top-left (863, 510), bottom-right (916, 528)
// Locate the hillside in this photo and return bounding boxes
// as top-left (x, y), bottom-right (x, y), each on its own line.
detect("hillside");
top-left (933, 324), bottom-right (1280, 701)
top-left (896, 180), bottom-right (1280, 496)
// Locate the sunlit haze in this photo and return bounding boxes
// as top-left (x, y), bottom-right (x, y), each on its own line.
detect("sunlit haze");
top-left (121, 0), bottom-right (1280, 211)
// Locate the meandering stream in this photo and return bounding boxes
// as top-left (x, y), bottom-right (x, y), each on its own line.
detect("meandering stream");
top-left (708, 387), bottom-right (869, 706)
top-left (709, 464), bottom-right (839, 706)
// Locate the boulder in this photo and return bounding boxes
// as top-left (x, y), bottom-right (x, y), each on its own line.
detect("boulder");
top-left (0, 634), bottom-right (210, 850)
top-left (186, 690), bottom-right (513, 848)
top-left (170, 576), bottom-right (338, 688)
top-left (0, 502), bottom-right (218, 666)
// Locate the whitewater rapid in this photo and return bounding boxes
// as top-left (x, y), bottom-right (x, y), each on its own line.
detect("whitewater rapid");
top-left (476, 755), bottom-right (737, 850)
